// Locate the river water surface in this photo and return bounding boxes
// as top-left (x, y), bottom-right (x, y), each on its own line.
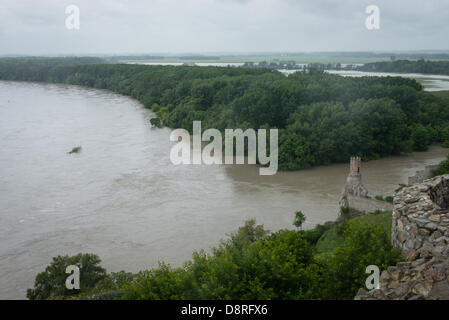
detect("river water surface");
top-left (0, 81), bottom-right (447, 299)
top-left (326, 70), bottom-right (449, 91)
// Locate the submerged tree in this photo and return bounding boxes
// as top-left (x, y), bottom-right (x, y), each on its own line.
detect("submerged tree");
top-left (150, 117), bottom-right (162, 128)
top-left (293, 211), bottom-right (306, 230)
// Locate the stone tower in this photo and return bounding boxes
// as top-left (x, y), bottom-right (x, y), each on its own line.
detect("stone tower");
top-left (349, 156), bottom-right (361, 176)
top-left (339, 156), bottom-right (369, 209)
top-left (344, 156), bottom-right (368, 197)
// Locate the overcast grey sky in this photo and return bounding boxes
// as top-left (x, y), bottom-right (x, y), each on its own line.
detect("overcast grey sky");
top-left (0, 0), bottom-right (448, 55)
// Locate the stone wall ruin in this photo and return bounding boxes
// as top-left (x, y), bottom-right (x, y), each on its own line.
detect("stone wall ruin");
top-left (392, 175), bottom-right (449, 260)
top-left (355, 175), bottom-right (449, 300)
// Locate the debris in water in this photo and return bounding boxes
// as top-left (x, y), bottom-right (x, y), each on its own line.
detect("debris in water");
top-left (68, 146), bottom-right (82, 154)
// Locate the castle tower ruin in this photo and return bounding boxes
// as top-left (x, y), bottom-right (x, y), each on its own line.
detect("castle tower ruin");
top-left (344, 156), bottom-right (368, 197)
top-left (339, 156), bottom-right (369, 209)
top-left (349, 156), bottom-right (361, 176)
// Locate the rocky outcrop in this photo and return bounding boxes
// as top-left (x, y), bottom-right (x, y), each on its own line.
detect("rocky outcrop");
top-left (355, 175), bottom-right (449, 300)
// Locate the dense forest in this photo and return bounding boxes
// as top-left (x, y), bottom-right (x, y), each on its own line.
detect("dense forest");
top-left (356, 59), bottom-right (449, 76)
top-left (1, 57), bottom-right (449, 170)
top-left (0, 56), bottom-right (106, 67)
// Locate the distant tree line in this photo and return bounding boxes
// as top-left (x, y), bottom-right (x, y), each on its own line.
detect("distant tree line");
top-left (355, 59), bottom-right (449, 76)
top-left (105, 55), bottom-right (165, 63)
top-left (243, 60), bottom-right (304, 70)
top-left (178, 56), bottom-right (220, 60)
top-left (306, 52), bottom-right (449, 60)
top-left (0, 56), bottom-right (107, 67)
top-left (1, 57), bottom-right (449, 170)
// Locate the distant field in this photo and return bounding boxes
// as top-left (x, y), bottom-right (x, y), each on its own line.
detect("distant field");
top-left (122, 55), bottom-right (395, 65)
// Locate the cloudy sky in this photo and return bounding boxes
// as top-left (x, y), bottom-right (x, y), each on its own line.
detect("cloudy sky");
top-left (0, 0), bottom-right (448, 55)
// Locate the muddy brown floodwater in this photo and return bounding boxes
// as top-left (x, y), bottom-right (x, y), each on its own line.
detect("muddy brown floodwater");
top-left (0, 80), bottom-right (447, 299)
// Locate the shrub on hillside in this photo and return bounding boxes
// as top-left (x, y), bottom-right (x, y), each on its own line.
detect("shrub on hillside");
top-left (323, 220), bottom-right (401, 299)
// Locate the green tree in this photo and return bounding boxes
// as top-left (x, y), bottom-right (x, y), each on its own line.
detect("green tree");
top-left (278, 132), bottom-right (315, 170)
top-left (121, 220), bottom-right (326, 300)
top-left (231, 219), bottom-right (270, 244)
top-left (410, 124), bottom-right (431, 151)
top-left (122, 263), bottom-right (185, 300)
top-left (94, 271), bottom-right (137, 296)
top-left (324, 220), bottom-right (400, 299)
top-left (150, 117), bottom-right (162, 128)
top-left (440, 125), bottom-right (449, 147)
top-left (26, 253), bottom-right (106, 300)
top-left (431, 154), bottom-right (449, 177)
top-left (348, 98), bottom-right (408, 157)
top-left (293, 211), bottom-right (306, 230)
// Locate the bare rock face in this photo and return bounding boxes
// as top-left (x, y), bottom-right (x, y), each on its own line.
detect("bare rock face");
top-left (355, 175), bottom-right (449, 300)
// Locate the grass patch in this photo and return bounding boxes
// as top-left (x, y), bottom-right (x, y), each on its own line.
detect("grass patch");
top-left (315, 227), bottom-right (345, 255)
top-left (315, 211), bottom-right (392, 255)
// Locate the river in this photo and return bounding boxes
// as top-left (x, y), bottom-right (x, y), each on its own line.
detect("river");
top-left (0, 80), bottom-right (447, 299)
top-left (326, 70), bottom-right (449, 91)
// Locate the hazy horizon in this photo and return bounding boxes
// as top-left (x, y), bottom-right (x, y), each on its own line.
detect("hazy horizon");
top-left (2, 50), bottom-right (449, 58)
top-left (1, 0), bottom-right (448, 55)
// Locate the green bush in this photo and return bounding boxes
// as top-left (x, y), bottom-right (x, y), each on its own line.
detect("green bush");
top-left (28, 215), bottom-right (401, 300)
top-left (301, 222), bottom-right (334, 246)
top-left (335, 220), bottom-right (348, 236)
top-left (323, 220), bottom-right (401, 299)
top-left (410, 124), bottom-right (431, 151)
top-left (122, 263), bottom-right (185, 300)
top-left (93, 271), bottom-right (137, 296)
top-left (122, 222), bottom-right (325, 300)
top-left (150, 117), bottom-right (162, 128)
top-left (26, 253), bottom-right (106, 300)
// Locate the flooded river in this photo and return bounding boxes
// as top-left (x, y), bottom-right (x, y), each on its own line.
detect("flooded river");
top-left (326, 70), bottom-right (449, 91)
top-left (0, 81), bottom-right (447, 299)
